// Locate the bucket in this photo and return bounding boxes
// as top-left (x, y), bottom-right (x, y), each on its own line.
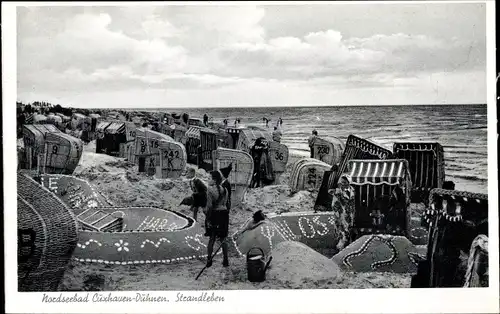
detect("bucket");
top-left (246, 247), bottom-right (272, 283)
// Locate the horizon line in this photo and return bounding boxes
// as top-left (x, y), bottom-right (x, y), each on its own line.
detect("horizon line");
top-left (16, 101), bottom-right (487, 110)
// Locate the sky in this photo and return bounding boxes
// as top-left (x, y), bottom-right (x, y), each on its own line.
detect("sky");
top-left (16, 2), bottom-right (487, 108)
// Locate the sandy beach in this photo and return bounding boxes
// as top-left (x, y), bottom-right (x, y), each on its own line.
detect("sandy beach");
top-left (52, 140), bottom-right (424, 291)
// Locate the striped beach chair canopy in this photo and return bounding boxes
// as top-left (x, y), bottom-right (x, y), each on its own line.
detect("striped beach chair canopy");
top-left (104, 121), bottom-right (126, 134)
top-left (186, 126), bottom-right (201, 139)
top-left (332, 135), bottom-right (393, 186)
top-left (347, 159), bottom-right (411, 186)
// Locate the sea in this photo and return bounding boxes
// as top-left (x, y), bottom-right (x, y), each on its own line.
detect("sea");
top-left (139, 104), bottom-right (489, 194)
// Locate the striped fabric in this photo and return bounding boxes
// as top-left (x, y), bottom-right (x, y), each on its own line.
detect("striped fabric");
top-left (393, 142), bottom-right (445, 190)
top-left (329, 135), bottom-right (392, 189)
top-left (347, 159), bottom-right (410, 185)
top-left (25, 114), bottom-right (34, 124)
top-left (186, 126), bottom-right (201, 139)
top-left (105, 122), bottom-right (126, 134)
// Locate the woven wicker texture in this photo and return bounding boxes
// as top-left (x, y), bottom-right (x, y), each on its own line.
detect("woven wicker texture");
top-left (311, 136), bottom-right (345, 166)
top-left (289, 158), bottom-right (331, 193)
top-left (17, 173), bottom-right (78, 291)
top-left (347, 159), bottom-right (412, 238)
top-left (425, 189), bottom-right (488, 287)
top-left (134, 130), bottom-right (187, 178)
top-left (213, 147), bottom-right (254, 207)
top-left (314, 134), bottom-right (392, 212)
top-left (43, 132), bottom-right (83, 174)
top-left (22, 124), bottom-right (61, 170)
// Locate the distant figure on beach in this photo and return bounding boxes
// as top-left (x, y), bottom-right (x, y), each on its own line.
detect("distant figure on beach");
top-left (308, 130), bottom-right (318, 158)
top-left (278, 117), bottom-right (283, 127)
top-left (205, 171), bottom-right (230, 268)
top-left (272, 126), bottom-right (282, 143)
top-left (203, 114), bottom-right (209, 126)
top-left (223, 119), bottom-right (228, 127)
top-left (182, 113), bottom-right (189, 126)
top-left (263, 117), bottom-right (270, 128)
top-left (234, 118), bottom-right (241, 127)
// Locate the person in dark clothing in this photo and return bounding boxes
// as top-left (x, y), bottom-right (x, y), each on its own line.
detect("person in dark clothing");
top-left (219, 164), bottom-right (233, 211)
top-left (443, 181), bottom-right (455, 190)
top-left (205, 171), bottom-right (230, 268)
top-left (308, 130), bottom-right (318, 158)
top-left (203, 114), bottom-right (209, 126)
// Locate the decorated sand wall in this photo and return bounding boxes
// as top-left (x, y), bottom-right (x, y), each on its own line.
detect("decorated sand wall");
top-left (232, 212), bottom-right (344, 257)
top-left (73, 222), bottom-right (218, 265)
top-left (35, 174), bottom-right (220, 265)
top-left (332, 235), bottom-right (421, 273)
top-left (39, 174), bottom-right (114, 214)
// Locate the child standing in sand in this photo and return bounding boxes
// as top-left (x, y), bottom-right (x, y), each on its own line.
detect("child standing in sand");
top-left (184, 168), bottom-right (208, 223)
top-left (205, 171), bottom-right (230, 267)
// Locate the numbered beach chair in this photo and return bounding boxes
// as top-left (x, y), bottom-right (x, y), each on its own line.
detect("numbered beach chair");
top-left (42, 132), bottom-right (83, 175)
top-left (346, 159), bottom-right (412, 239)
top-left (22, 124), bottom-right (61, 171)
top-left (314, 135), bottom-right (393, 212)
top-left (412, 189), bottom-right (488, 288)
top-left (393, 142), bottom-right (446, 203)
top-left (134, 129), bottom-right (186, 178)
top-left (311, 136), bottom-right (345, 166)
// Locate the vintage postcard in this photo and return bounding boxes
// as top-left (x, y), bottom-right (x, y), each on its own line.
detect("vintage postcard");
top-left (3, 1), bottom-right (499, 313)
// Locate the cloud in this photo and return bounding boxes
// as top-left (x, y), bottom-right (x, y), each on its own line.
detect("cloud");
top-left (15, 4), bottom-right (487, 107)
top-left (213, 30), bottom-right (484, 82)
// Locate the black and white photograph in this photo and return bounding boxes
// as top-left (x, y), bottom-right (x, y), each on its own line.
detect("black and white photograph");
top-left (3, 1), bottom-right (498, 313)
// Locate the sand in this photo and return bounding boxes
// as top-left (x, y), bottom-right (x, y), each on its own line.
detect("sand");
top-left (56, 141), bottom-right (415, 290)
top-left (266, 241), bottom-right (342, 288)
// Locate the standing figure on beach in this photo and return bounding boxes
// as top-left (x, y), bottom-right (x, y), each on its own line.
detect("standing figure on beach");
top-left (308, 130), bottom-right (318, 158)
top-left (223, 119), bottom-right (228, 127)
top-left (278, 117), bottom-right (283, 127)
top-left (329, 174), bottom-right (356, 250)
top-left (272, 126), bottom-right (282, 143)
top-left (203, 114), bottom-right (209, 126)
top-left (263, 117), bottom-right (270, 128)
top-left (205, 171), bottom-right (230, 268)
top-left (219, 165), bottom-right (233, 211)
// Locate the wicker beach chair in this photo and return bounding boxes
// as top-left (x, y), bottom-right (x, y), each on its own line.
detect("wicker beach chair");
top-left (17, 173), bottom-right (78, 291)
